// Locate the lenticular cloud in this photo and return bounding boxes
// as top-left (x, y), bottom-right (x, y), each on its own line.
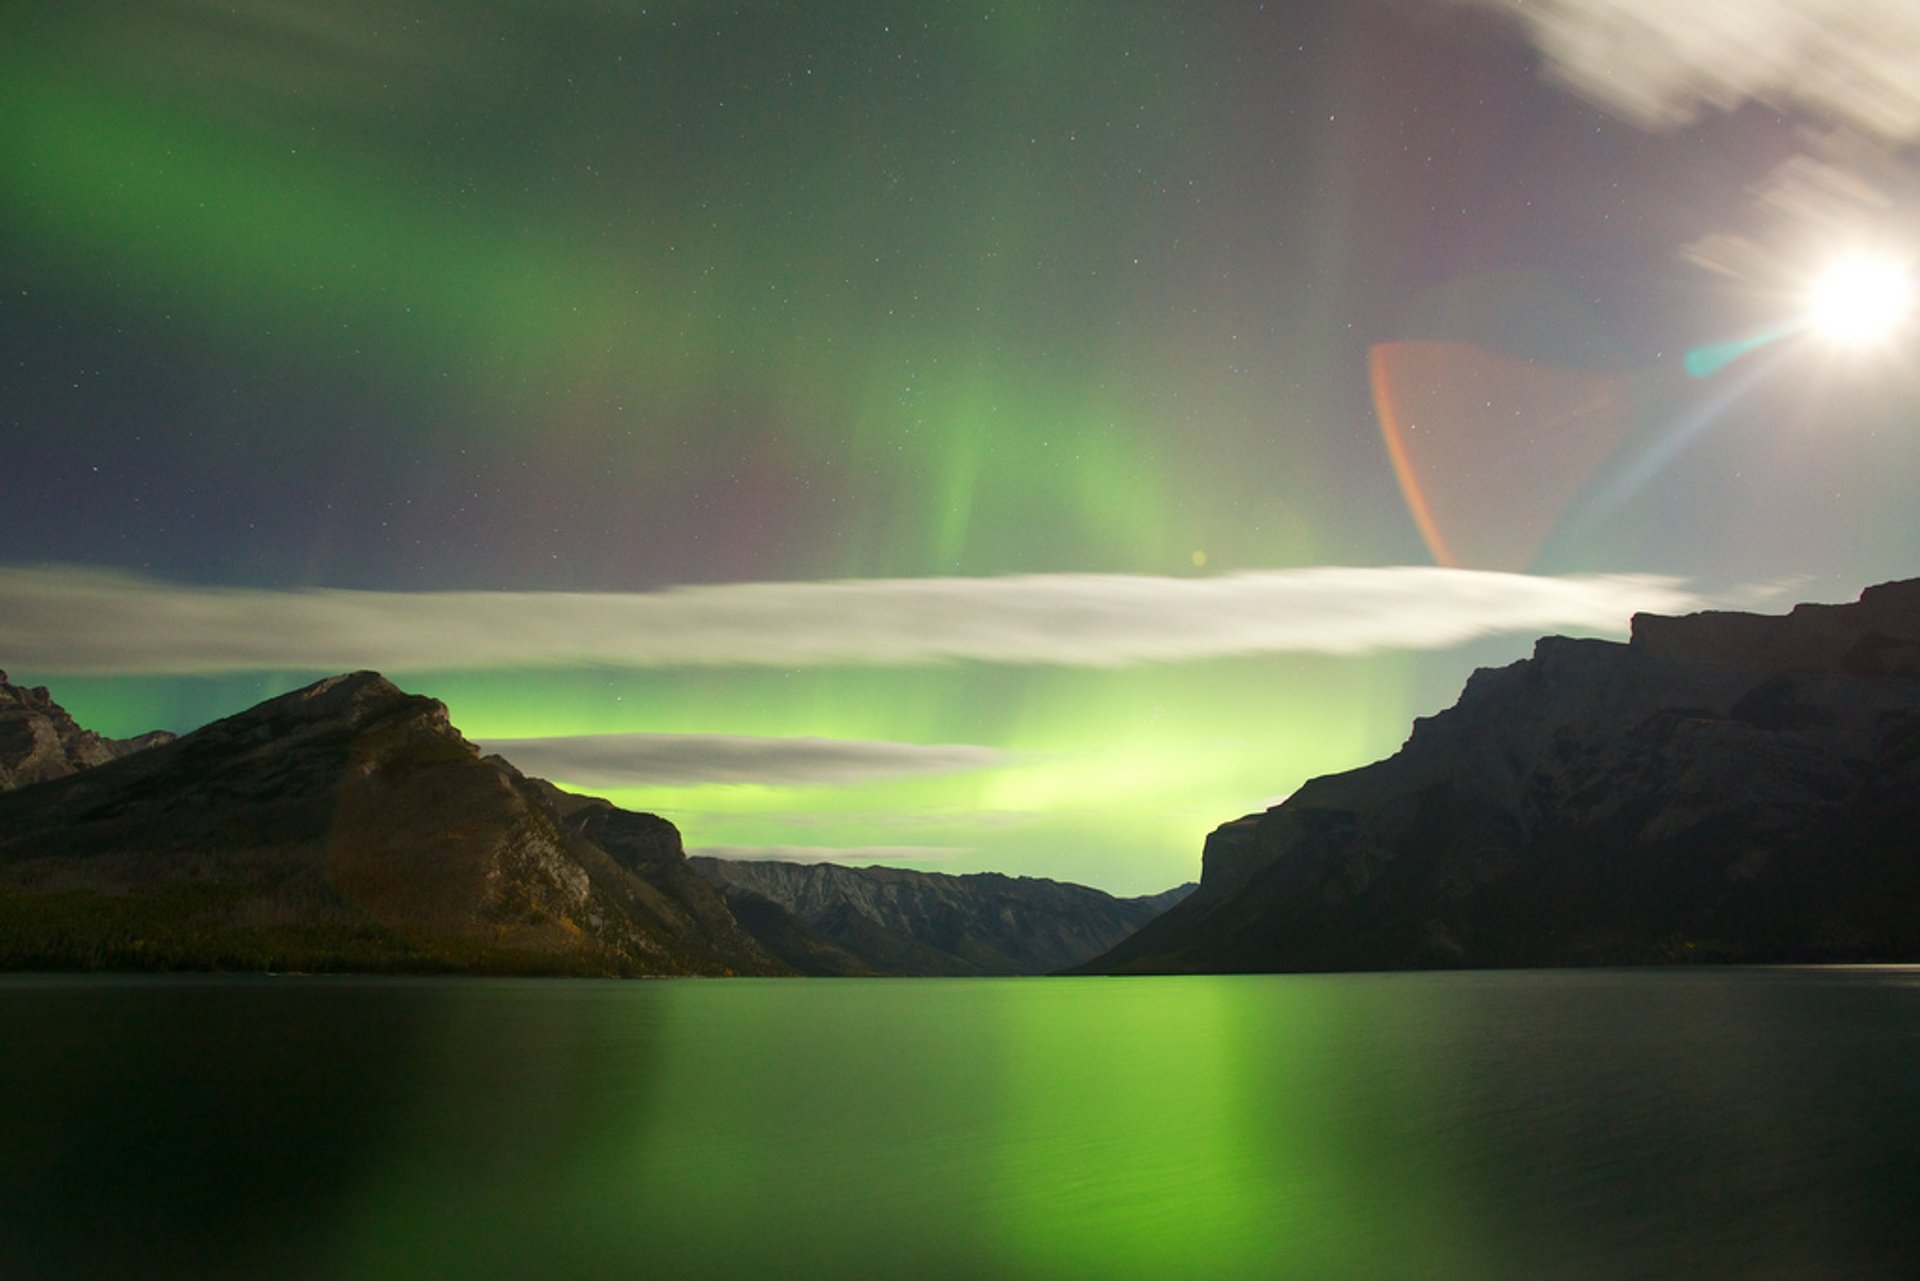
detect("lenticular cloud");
top-left (0, 563), bottom-right (1718, 675)
top-left (474, 731), bottom-right (1007, 788)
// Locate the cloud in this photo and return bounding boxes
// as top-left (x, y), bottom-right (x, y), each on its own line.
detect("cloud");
top-left (669, 807), bottom-right (1041, 834)
top-left (690, 845), bottom-right (972, 865)
top-left (1681, 135), bottom-right (1909, 283)
top-left (477, 732), bottom-right (1007, 788)
top-left (1472, 0), bottom-right (1920, 137)
top-left (0, 563), bottom-right (1711, 675)
top-left (1471, 3), bottom-right (1920, 309)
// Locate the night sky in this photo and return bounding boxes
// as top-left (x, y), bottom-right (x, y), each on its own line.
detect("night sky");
top-left (7, 1), bottom-right (1920, 894)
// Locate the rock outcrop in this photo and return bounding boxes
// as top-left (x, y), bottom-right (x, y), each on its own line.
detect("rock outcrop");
top-left (692, 855), bottom-right (1193, 975)
top-left (0, 670), bottom-right (173, 791)
top-left (1083, 579), bottom-right (1920, 973)
top-left (0, 672), bottom-right (784, 976)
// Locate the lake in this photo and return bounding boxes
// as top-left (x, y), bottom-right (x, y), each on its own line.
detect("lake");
top-left (2, 969), bottom-right (1916, 1279)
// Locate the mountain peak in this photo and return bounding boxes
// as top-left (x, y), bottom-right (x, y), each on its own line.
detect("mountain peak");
top-left (277, 669), bottom-right (411, 711)
top-left (213, 670), bottom-right (451, 740)
top-left (0, 669), bottom-right (786, 976)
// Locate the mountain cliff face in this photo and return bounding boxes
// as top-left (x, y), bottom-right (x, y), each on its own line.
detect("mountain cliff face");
top-left (0, 672), bottom-right (783, 975)
top-left (691, 856), bottom-right (1193, 975)
top-left (0, 670), bottom-right (174, 791)
top-left (1085, 579), bottom-right (1920, 974)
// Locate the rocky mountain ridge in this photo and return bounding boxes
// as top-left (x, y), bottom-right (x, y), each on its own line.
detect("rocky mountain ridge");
top-left (692, 856), bottom-right (1193, 975)
top-left (1084, 578), bottom-right (1920, 973)
top-left (0, 670), bottom-right (175, 791)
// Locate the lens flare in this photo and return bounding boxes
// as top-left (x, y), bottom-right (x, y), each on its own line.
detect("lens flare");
top-left (1370, 342), bottom-right (1627, 571)
top-left (1808, 257), bottom-right (1913, 344)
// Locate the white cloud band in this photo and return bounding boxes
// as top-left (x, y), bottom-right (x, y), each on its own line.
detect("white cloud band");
top-left (690, 845), bottom-right (971, 865)
top-left (0, 563), bottom-right (1706, 675)
top-left (477, 732), bottom-right (1006, 788)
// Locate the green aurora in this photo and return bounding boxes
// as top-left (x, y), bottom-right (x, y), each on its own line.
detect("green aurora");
top-left (7, 2), bottom-right (1920, 893)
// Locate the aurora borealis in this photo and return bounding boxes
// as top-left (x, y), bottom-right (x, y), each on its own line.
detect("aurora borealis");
top-left (7, 2), bottom-right (1920, 894)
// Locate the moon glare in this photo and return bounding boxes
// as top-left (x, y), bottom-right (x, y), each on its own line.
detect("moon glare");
top-left (1808, 257), bottom-right (1913, 344)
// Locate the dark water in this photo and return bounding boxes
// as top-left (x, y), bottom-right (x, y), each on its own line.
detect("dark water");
top-left (2, 970), bottom-right (1917, 1280)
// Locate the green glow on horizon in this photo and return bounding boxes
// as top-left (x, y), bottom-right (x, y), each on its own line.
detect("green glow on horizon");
top-left (448, 656), bottom-right (1418, 894)
top-left (26, 652), bottom-right (1428, 896)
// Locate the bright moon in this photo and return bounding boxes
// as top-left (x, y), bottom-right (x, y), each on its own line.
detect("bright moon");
top-left (1808, 257), bottom-right (1913, 344)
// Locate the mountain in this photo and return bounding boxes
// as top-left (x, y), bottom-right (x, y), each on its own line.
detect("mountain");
top-left (0, 670), bottom-right (1188, 978)
top-left (0, 672), bottom-right (784, 976)
top-left (0, 670), bottom-right (174, 791)
top-left (1082, 579), bottom-right (1920, 974)
top-left (691, 856), bottom-right (1193, 975)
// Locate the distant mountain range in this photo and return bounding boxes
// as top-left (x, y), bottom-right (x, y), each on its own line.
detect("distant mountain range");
top-left (691, 856), bottom-right (1191, 976)
top-left (1081, 579), bottom-right (1920, 973)
top-left (0, 669), bottom-right (1185, 976)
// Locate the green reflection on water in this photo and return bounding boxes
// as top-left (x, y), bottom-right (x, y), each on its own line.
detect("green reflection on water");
top-left (4, 971), bottom-right (1919, 1280)
top-left (977, 975), bottom-right (1470, 1278)
top-left (9, 976), bottom-right (1466, 1279)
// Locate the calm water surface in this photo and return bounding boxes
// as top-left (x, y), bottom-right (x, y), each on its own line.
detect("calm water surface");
top-left (2, 969), bottom-right (1917, 1280)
